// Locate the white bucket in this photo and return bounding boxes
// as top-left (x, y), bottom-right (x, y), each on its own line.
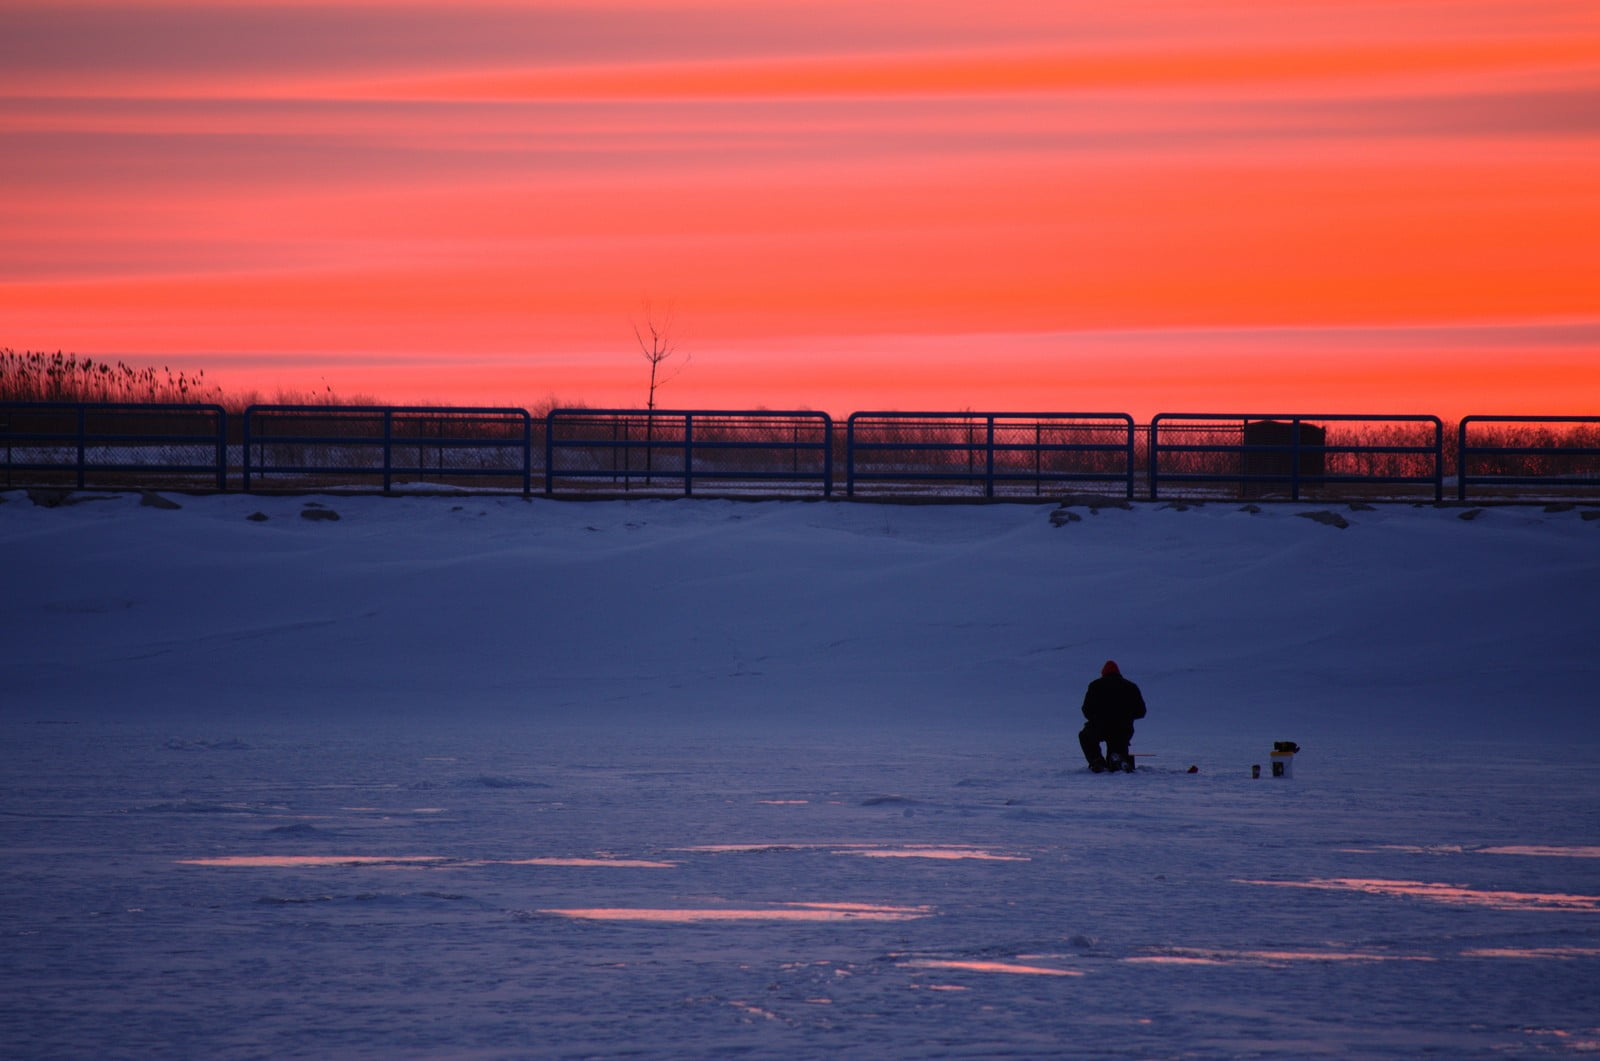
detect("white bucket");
top-left (1269, 752), bottom-right (1295, 778)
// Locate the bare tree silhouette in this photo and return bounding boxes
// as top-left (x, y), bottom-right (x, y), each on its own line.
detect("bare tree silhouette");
top-left (633, 306), bottom-right (690, 413)
top-left (633, 306), bottom-right (690, 483)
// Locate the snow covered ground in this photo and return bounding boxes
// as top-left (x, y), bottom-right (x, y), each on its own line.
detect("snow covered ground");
top-left (3, 489), bottom-right (1598, 1058)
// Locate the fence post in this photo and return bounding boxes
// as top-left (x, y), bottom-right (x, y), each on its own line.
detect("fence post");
top-left (242, 407), bottom-right (253, 492)
top-left (1148, 419), bottom-right (1162, 501)
top-left (543, 412), bottom-right (556, 496)
top-left (382, 409), bottom-right (393, 493)
top-left (823, 415), bottom-right (835, 497)
top-left (985, 416), bottom-right (996, 499)
top-left (684, 413), bottom-right (695, 497)
top-left (215, 409), bottom-right (228, 491)
top-left (522, 412), bottom-right (533, 498)
top-left (1456, 418), bottom-right (1469, 502)
top-left (1290, 417), bottom-right (1302, 502)
top-left (846, 416), bottom-right (857, 498)
top-left (1124, 417), bottom-right (1136, 500)
top-left (75, 404), bottom-right (87, 489)
top-left (1036, 422), bottom-right (1049, 499)
top-left (1430, 417), bottom-right (1444, 503)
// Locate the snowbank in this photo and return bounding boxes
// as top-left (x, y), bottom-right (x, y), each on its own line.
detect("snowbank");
top-left (3, 489), bottom-right (1596, 745)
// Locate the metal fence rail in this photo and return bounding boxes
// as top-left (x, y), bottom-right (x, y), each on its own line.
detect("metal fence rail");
top-left (845, 412), bottom-right (1137, 499)
top-left (242, 405), bottom-right (534, 494)
top-left (0, 402), bottom-right (227, 491)
top-left (1458, 416), bottom-right (1600, 501)
top-left (7, 401), bottom-right (1600, 502)
top-left (1150, 414), bottom-right (1444, 501)
top-left (545, 409), bottom-right (834, 496)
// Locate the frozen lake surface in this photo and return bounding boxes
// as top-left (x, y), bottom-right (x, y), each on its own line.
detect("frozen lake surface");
top-left (3, 490), bottom-right (1598, 1057)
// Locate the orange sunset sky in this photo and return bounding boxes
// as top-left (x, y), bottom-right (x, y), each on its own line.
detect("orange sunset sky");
top-left (3, 0), bottom-right (1597, 419)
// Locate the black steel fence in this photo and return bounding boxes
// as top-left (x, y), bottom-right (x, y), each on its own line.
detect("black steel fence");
top-left (3, 402), bottom-right (1598, 502)
top-left (0, 402), bottom-right (227, 491)
top-left (1150, 414), bottom-right (1445, 501)
top-left (1458, 416), bottom-right (1600, 501)
top-left (846, 412), bottom-right (1136, 499)
top-left (242, 406), bottom-right (534, 494)
top-left (545, 409), bottom-right (833, 496)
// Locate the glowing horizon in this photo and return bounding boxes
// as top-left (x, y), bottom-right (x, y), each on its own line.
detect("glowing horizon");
top-left (3, 1), bottom-right (1597, 418)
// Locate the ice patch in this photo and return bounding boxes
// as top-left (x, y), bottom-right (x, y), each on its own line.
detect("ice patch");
top-left (453, 775), bottom-right (550, 789)
top-left (178, 855), bottom-right (447, 868)
top-left (676, 842), bottom-right (1025, 861)
top-left (1462, 947), bottom-right (1600, 959)
top-left (498, 857), bottom-right (676, 868)
top-left (181, 854), bottom-right (675, 869)
top-left (900, 959), bottom-right (1080, 977)
top-left (264, 823), bottom-right (324, 835)
top-left (538, 902), bottom-right (932, 923)
top-left (1240, 878), bottom-right (1600, 913)
top-left (1126, 947), bottom-right (1434, 967)
top-left (841, 846), bottom-right (1028, 861)
top-left (1346, 844), bottom-right (1600, 859)
top-left (139, 800), bottom-right (285, 814)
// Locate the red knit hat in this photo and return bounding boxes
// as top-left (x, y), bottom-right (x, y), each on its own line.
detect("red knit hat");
top-left (1101, 660), bottom-right (1120, 677)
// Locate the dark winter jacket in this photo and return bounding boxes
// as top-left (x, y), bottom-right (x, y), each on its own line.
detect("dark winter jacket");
top-left (1081, 674), bottom-right (1147, 735)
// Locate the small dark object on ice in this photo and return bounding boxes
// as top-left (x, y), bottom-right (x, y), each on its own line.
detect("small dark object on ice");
top-left (1297, 510), bottom-right (1349, 529)
top-left (1187, 765), bottom-right (1199, 774)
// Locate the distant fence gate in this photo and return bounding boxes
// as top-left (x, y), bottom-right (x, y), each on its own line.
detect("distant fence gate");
top-left (1150, 414), bottom-right (1445, 501)
top-left (544, 409), bottom-right (834, 496)
top-left (242, 406), bottom-right (534, 494)
top-left (0, 402), bottom-right (227, 491)
top-left (1458, 416), bottom-right (1600, 501)
top-left (846, 412), bottom-right (1137, 499)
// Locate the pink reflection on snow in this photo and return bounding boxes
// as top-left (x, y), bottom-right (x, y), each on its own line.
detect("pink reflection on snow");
top-left (901, 959), bottom-right (1080, 977)
top-left (179, 855), bottom-right (675, 869)
top-left (677, 842), bottom-right (1026, 860)
top-left (498, 858), bottom-right (677, 868)
top-left (1240, 878), bottom-right (1600, 913)
top-left (844, 846), bottom-right (1028, 861)
top-left (177, 855), bottom-right (447, 868)
top-left (1340, 844), bottom-right (1467, 855)
top-left (539, 901), bottom-right (933, 923)
top-left (1344, 844), bottom-right (1600, 858)
top-left (1462, 947), bottom-right (1600, 959)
